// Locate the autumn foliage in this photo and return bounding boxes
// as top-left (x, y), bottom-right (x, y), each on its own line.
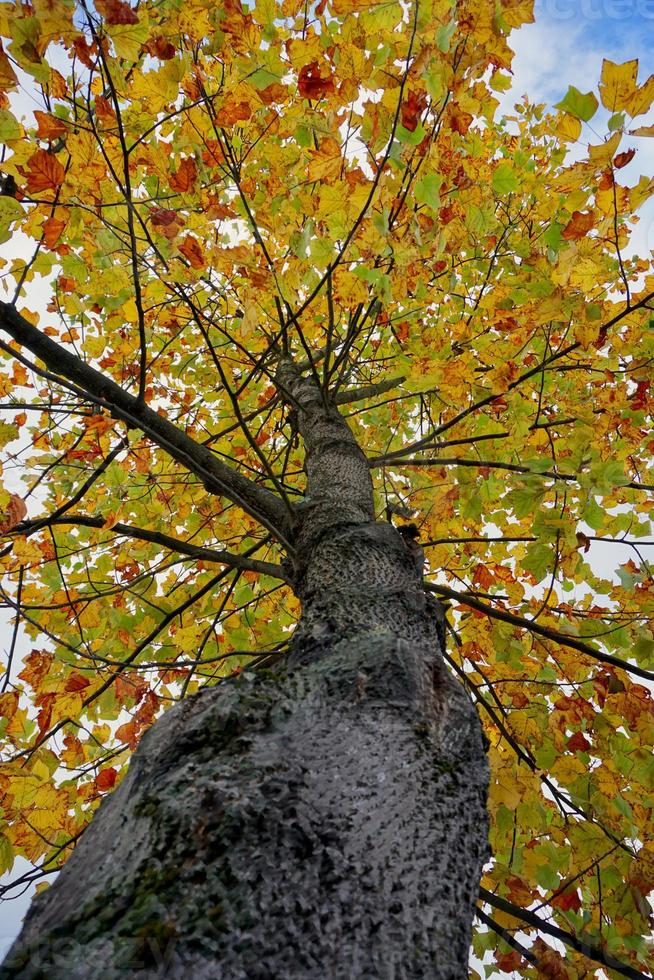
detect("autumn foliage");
top-left (0, 0), bottom-right (653, 975)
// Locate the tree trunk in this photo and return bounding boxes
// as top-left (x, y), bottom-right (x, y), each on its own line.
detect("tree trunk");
top-left (1, 365), bottom-right (490, 980)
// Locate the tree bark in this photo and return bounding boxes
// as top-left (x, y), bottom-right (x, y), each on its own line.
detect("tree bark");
top-left (1, 362), bottom-right (490, 980)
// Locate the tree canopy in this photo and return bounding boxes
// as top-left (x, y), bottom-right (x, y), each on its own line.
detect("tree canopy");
top-left (0, 0), bottom-right (653, 974)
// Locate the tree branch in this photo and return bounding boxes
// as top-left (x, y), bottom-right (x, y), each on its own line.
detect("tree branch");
top-left (478, 888), bottom-right (649, 980)
top-left (0, 302), bottom-right (293, 549)
top-left (427, 582), bottom-right (654, 682)
top-left (9, 514), bottom-right (291, 583)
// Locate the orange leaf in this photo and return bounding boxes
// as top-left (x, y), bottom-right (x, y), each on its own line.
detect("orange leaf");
top-left (561, 210), bottom-right (594, 240)
top-left (43, 216), bottom-right (66, 248)
top-left (33, 111), bottom-right (67, 141)
top-left (116, 719), bottom-right (139, 747)
top-left (22, 149), bottom-right (65, 194)
top-left (216, 100), bottom-right (252, 126)
top-left (179, 236), bottom-right (205, 269)
top-left (169, 156), bottom-right (197, 193)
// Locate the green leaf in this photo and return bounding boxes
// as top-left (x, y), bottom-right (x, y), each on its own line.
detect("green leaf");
top-left (523, 541), bottom-right (553, 582)
top-left (0, 109), bottom-right (21, 142)
top-left (414, 174), bottom-right (443, 210)
top-left (608, 112), bottom-right (625, 131)
top-left (249, 67), bottom-right (282, 90)
top-left (492, 162), bottom-right (519, 196)
top-left (555, 86), bottom-right (599, 122)
top-left (0, 196), bottom-right (24, 245)
top-left (435, 20), bottom-right (456, 53)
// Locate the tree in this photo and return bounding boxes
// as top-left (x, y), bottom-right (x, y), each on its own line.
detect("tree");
top-left (0, 0), bottom-right (652, 974)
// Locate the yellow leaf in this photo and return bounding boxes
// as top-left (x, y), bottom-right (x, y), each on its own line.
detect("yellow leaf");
top-left (626, 73), bottom-right (654, 118)
top-left (556, 113), bottom-right (581, 142)
top-left (599, 58), bottom-right (638, 111)
top-left (307, 139), bottom-right (342, 183)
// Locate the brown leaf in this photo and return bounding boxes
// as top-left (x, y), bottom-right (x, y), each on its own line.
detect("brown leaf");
top-left (150, 208), bottom-right (179, 227)
top-left (0, 494), bottom-right (27, 534)
top-left (179, 235), bottom-right (205, 269)
top-left (169, 156), bottom-right (197, 193)
top-left (449, 105), bottom-right (473, 135)
top-left (614, 147), bottom-right (636, 169)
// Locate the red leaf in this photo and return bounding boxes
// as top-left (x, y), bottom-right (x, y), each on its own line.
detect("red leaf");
top-left (551, 888), bottom-right (582, 912)
top-left (401, 90), bottom-right (427, 132)
top-left (561, 210), bottom-right (594, 241)
top-left (614, 147), bottom-right (635, 169)
top-left (96, 767), bottom-right (118, 791)
top-left (567, 731), bottom-right (591, 753)
top-left (298, 62), bottom-right (335, 100)
top-left (71, 36), bottom-right (97, 69)
top-left (97, 0), bottom-right (139, 25)
top-left (22, 149), bottom-right (65, 194)
top-left (150, 208), bottom-right (179, 227)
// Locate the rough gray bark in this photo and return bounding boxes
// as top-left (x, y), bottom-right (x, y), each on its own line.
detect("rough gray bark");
top-left (1, 359), bottom-right (490, 980)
